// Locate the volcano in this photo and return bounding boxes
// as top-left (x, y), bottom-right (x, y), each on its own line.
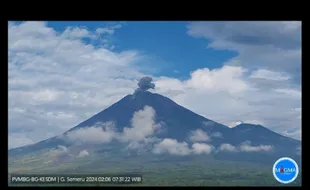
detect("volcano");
top-left (8, 78), bottom-right (302, 186)
top-left (8, 89), bottom-right (301, 163)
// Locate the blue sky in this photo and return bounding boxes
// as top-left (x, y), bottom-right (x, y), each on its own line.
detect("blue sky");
top-left (46, 21), bottom-right (237, 78)
top-left (8, 21), bottom-right (301, 149)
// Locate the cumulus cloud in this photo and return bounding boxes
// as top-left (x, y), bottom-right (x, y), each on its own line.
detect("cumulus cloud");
top-left (239, 141), bottom-right (273, 152)
top-left (152, 138), bottom-right (191, 156)
top-left (77, 149), bottom-right (89, 157)
top-left (154, 65), bottom-right (301, 140)
top-left (152, 138), bottom-right (215, 156)
top-left (126, 137), bottom-right (160, 151)
top-left (65, 122), bottom-right (116, 144)
top-left (192, 143), bottom-right (214, 155)
top-left (185, 66), bottom-right (249, 95)
top-left (181, 21), bottom-right (301, 140)
top-left (189, 129), bottom-right (210, 142)
top-left (219, 144), bottom-right (238, 152)
top-left (120, 106), bottom-right (161, 142)
top-left (63, 106), bottom-right (161, 152)
top-left (218, 142), bottom-right (273, 152)
top-left (61, 27), bottom-right (97, 39)
top-left (8, 21), bottom-right (143, 148)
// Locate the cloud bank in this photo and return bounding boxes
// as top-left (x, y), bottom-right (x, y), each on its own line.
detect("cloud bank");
top-left (189, 129), bottom-right (210, 142)
top-left (219, 142), bottom-right (273, 152)
top-left (58, 106), bottom-right (273, 156)
top-left (64, 106), bottom-right (161, 151)
top-left (65, 122), bottom-right (116, 144)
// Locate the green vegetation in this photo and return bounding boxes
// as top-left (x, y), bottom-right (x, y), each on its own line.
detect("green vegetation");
top-left (8, 151), bottom-right (302, 186)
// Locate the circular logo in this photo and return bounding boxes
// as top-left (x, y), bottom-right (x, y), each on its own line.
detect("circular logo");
top-left (273, 157), bottom-right (299, 184)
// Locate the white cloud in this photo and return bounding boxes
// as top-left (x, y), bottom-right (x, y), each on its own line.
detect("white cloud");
top-left (152, 138), bottom-right (191, 156)
top-left (192, 143), bottom-right (214, 154)
top-left (65, 122), bottom-right (116, 144)
top-left (64, 106), bottom-right (161, 151)
top-left (96, 28), bottom-right (115, 35)
top-left (96, 24), bottom-right (122, 35)
top-left (185, 66), bottom-right (249, 95)
top-left (250, 69), bottom-right (290, 81)
top-left (223, 121), bottom-right (241, 128)
top-left (77, 149), bottom-right (89, 157)
top-left (282, 127), bottom-right (301, 141)
top-left (223, 120), bottom-right (264, 128)
top-left (154, 65), bottom-right (301, 140)
top-left (8, 21), bottom-right (144, 148)
top-left (152, 138), bottom-right (214, 156)
top-left (238, 141), bottom-right (273, 152)
top-left (239, 142), bottom-right (273, 152)
top-left (293, 108), bottom-right (301, 120)
top-left (184, 22), bottom-right (301, 139)
top-left (218, 142), bottom-right (273, 152)
top-left (219, 144), bottom-right (238, 152)
top-left (273, 88), bottom-right (301, 98)
top-left (62, 27), bottom-right (97, 39)
top-left (120, 106), bottom-right (162, 142)
top-left (189, 129), bottom-right (210, 142)
top-left (126, 137), bottom-right (159, 151)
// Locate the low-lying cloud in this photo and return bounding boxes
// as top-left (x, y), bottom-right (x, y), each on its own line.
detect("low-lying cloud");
top-left (65, 121), bottom-right (116, 144)
top-left (192, 143), bottom-right (214, 155)
top-left (219, 142), bottom-right (273, 152)
top-left (64, 106), bottom-right (161, 151)
top-left (239, 142), bottom-right (273, 152)
top-left (152, 138), bottom-right (191, 156)
top-left (189, 128), bottom-right (222, 143)
top-left (219, 143), bottom-right (238, 152)
top-left (152, 138), bottom-right (214, 156)
top-left (189, 129), bottom-right (210, 142)
top-left (120, 106), bottom-right (161, 142)
top-left (77, 149), bottom-right (89, 157)
top-left (61, 106), bottom-right (273, 156)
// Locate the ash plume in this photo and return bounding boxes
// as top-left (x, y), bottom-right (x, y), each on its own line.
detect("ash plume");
top-left (136, 77), bottom-right (155, 92)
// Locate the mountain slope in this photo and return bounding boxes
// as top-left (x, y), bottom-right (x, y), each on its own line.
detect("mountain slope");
top-left (9, 91), bottom-right (301, 164)
top-left (66, 91), bottom-right (231, 139)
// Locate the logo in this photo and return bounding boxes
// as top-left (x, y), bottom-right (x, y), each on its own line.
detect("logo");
top-left (273, 157), bottom-right (299, 184)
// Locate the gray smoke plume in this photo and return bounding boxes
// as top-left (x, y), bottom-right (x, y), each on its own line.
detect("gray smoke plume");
top-left (136, 77), bottom-right (155, 91)
top-left (135, 77), bottom-right (155, 93)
